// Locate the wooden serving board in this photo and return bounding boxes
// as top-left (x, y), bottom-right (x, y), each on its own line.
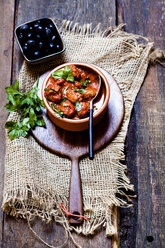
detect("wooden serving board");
top-left (32, 66), bottom-right (124, 225)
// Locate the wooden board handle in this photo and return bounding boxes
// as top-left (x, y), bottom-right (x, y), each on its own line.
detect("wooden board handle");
top-left (69, 157), bottom-right (83, 224)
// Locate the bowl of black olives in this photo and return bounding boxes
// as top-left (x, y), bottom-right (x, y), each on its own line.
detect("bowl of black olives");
top-left (15, 18), bottom-right (65, 64)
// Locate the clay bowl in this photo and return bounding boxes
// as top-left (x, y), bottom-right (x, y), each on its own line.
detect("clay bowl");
top-left (41, 62), bottom-right (110, 131)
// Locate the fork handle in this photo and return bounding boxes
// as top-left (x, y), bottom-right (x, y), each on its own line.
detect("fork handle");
top-left (89, 101), bottom-right (94, 160)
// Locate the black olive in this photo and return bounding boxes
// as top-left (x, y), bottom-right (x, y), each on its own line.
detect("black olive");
top-left (34, 23), bottom-right (39, 28)
top-left (51, 35), bottom-right (56, 41)
top-left (38, 41), bottom-right (43, 48)
top-left (48, 23), bottom-right (54, 29)
top-left (34, 51), bottom-right (40, 56)
top-left (18, 33), bottom-right (24, 40)
top-left (27, 32), bottom-right (33, 38)
top-left (20, 24), bottom-right (29, 31)
top-left (36, 34), bottom-right (41, 40)
top-left (29, 26), bottom-right (33, 30)
top-left (49, 42), bottom-right (54, 49)
top-left (56, 44), bottom-right (60, 50)
top-left (44, 49), bottom-right (49, 55)
top-left (23, 45), bottom-right (28, 51)
top-left (37, 26), bottom-right (43, 33)
top-left (27, 39), bottom-right (36, 46)
top-left (45, 28), bottom-right (51, 37)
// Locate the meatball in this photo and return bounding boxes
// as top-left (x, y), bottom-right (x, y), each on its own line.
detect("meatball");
top-left (44, 83), bottom-right (61, 103)
top-left (66, 89), bottom-right (81, 103)
top-left (83, 88), bottom-right (96, 100)
top-left (74, 81), bottom-right (82, 88)
top-left (58, 100), bottom-right (75, 117)
top-left (47, 77), bottom-right (56, 85)
top-left (56, 78), bottom-right (65, 85)
top-left (48, 76), bottom-right (64, 86)
top-left (76, 102), bottom-right (89, 118)
top-left (69, 65), bottom-right (81, 79)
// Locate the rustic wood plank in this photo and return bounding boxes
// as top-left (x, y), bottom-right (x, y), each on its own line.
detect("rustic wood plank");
top-left (3, 0), bottom-right (117, 247)
top-left (117, 0), bottom-right (165, 247)
top-left (0, 0), bottom-right (15, 246)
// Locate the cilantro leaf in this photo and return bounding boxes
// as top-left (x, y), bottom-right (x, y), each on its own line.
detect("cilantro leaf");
top-left (81, 81), bottom-right (87, 88)
top-left (63, 86), bottom-right (69, 95)
top-left (75, 88), bottom-right (85, 94)
top-left (52, 66), bottom-right (75, 82)
top-left (75, 101), bottom-right (82, 112)
top-left (85, 77), bottom-right (91, 84)
top-left (63, 103), bottom-right (68, 107)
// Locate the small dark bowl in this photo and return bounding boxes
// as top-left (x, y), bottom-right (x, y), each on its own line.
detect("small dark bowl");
top-left (15, 18), bottom-right (65, 64)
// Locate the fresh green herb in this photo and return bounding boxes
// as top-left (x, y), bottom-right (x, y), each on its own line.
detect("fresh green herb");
top-left (44, 88), bottom-right (51, 91)
top-left (63, 86), bottom-right (69, 95)
top-left (85, 77), bottom-right (91, 84)
top-left (76, 88), bottom-right (85, 94)
top-left (59, 98), bottom-right (67, 104)
top-left (75, 101), bottom-right (82, 112)
top-left (73, 87), bottom-right (85, 94)
top-left (5, 119), bottom-right (30, 140)
top-left (44, 88), bottom-right (58, 93)
top-left (81, 81), bottom-right (87, 88)
top-left (5, 79), bottom-right (46, 140)
top-left (51, 103), bottom-right (64, 118)
top-left (63, 103), bottom-right (68, 107)
top-left (52, 66), bottom-right (74, 82)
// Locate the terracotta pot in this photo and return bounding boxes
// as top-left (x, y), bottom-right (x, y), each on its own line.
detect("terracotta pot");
top-left (41, 62), bottom-right (110, 131)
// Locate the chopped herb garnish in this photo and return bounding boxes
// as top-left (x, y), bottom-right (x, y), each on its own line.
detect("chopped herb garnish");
top-left (74, 87), bottom-right (85, 94)
top-left (59, 98), bottom-right (67, 104)
top-left (51, 103), bottom-right (64, 118)
top-left (52, 66), bottom-right (75, 82)
top-left (85, 77), bottom-right (91, 84)
top-left (44, 88), bottom-right (58, 93)
top-left (75, 101), bottom-right (82, 112)
top-left (5, 78), bottom-right (46, 140)
top-left (63, 103), bottom-right (68, 107)
top-left (63, 86), bottom-right (69, 95)
top-left (76, 88), bottom-right (85, 94)
top-left (81, 81), bottom-right (87, 88)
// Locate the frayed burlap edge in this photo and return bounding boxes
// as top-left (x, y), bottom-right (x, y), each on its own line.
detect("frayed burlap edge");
top-left (3, 21), bottom-right (165, 248)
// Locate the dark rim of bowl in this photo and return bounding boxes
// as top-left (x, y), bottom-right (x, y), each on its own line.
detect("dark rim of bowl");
top-left (15, 17), bottom-right (66, 63)
top-left (42, 62), bottom-right (110, 124)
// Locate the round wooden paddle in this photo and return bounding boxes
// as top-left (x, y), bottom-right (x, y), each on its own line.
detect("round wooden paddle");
top-left (32, 66), bottom-right (124, 224)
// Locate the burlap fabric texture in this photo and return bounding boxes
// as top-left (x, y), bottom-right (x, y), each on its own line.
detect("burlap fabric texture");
top-left (3, 21), bottom-right (161, 244)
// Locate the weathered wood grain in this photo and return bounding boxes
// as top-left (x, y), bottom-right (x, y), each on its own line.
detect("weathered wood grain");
top-left (3, 0), bottom-right (117, 247)
top-left (2, 0), bottom-right (165, 247)
top-left (117, 0), bottom-right (165, 247)
top-left (0, 0), bottom-right (15, 246)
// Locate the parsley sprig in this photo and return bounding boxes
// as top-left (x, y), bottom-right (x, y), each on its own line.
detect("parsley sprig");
top-left (5, 78), bottom-right (46, 140)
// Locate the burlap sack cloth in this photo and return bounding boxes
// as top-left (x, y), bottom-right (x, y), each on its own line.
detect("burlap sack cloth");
top-left (3, 21), bottom-right (164, 247)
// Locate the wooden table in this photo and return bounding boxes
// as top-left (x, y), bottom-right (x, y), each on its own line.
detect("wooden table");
top-left (0, 0), bottom-right (165, 247)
